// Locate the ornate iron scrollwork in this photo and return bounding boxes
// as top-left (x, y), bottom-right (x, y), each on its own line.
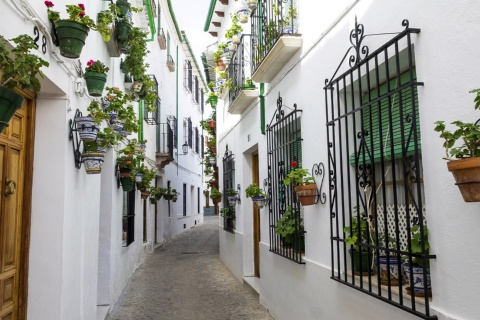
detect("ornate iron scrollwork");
top-left (69, 109), bottom-right (83, 169)
top-left (312, 162), bottom-right (326, 204)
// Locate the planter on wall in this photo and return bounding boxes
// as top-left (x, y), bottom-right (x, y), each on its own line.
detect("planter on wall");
top-left (378, 256), bottom-right (404, 286)
top-left (84, 72), bottom-right (107, 97)
top-left (252, 195), bottom-right (266, 208)
top-left (447, 157), bottom-right (480, 202)
top-left (120, 177), bottom-right (134, 192)
top-left (349, 249), bottom-right (373, 275)
top-left (116, 20), bottom-right (132, 41)
top-left (82, 152), bottom-right (104, 174)
top-left (0, 86), bottom-right (24, 133)
top-left (294, 184), bottom-right (317, 206)
top-left (404, 264), bottom-right (432, 297)
top-left (75, 116), bottom-right (99, 141)
top-left (55, 20), bottom-right (90, 59)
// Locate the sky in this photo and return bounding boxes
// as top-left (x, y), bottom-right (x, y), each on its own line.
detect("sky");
top-left (171, 0), bottom-right (216, 68)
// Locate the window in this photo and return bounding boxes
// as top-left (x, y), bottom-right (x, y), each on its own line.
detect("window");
top-left (193, 76), bottom-right (199, 104)
top-left (201, 135), bottom-right (204, 158)
top-left (197, 187), bottom-right (200, 214)
top-left (122, 190), bottom-right (135, 247)
top-left (201, 88), bottom-right (204, 114)
top-left (183, 183), bottom-right (187, 216)
top-left (222, 146), bottom-right (235, 232)
top-left (187, 118), bottom-right (193, 148)
top-left (167, 115), bottom-right (177, 149)
top-left (324, 20), bottom-right (434, 319)
top-left (195, 127), bottom-right (199, 154)
top-left (266, 96), bottom-right (303, 263)
top-left (184, 60), bottom-right (192, 92)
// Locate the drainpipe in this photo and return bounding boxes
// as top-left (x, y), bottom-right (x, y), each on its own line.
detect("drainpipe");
top-left (144, 0), bottom-right (156, 42)
top-left (138, 100), bottom-right (144, 142)
top-left (260, 83), bottom-right (265, 135)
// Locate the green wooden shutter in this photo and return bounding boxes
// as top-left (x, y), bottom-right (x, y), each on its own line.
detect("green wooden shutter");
top-left (350, 71), bottom-right (420, 164)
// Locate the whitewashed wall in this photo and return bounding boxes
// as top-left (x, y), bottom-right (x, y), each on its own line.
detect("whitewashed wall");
top-left (216, 0), bottom-right (480, 319)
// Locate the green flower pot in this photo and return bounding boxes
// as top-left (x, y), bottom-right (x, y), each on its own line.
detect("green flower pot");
top-left (116, 0), bottom-right (131, 17)
top-left (55, 20), bottom-right (90, 59)
top-left (116, 20), bottom-right (132, 41)
top-left (84, 72), bottom-right (107, 97)
top-left (150, 198), bottom-right (157, 204)
top-left (120, 177), bottom-right (134, 192)
top-left (209, 95), bottom-right (218, 107)
top-left (0, 86), bottom-right (24, 133)
top-left (349, 249), bottom-right (372, 274)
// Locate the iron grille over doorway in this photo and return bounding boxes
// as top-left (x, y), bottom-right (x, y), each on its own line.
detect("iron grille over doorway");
top-left (324, 19), bottom-right (436, 319)
top-left (266, 94), bottom-right (304, 264)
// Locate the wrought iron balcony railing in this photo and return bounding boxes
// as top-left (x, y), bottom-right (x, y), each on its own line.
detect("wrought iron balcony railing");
top-left (228, 34), bottom-right (251, 105)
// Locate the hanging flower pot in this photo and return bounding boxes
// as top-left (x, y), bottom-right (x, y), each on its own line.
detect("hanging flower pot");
top-left (110, 119), bottom-right (125, 132)
top-left (447, 157), bottom-right (480, 202)
top-left (118, 167), bottom-right (132, 177)
top-left (82, 151), bottom-right (104, 174)
top-left (222, 53), bottom-right (231, 65)
top-left (236, 6), bottom-right (251, 24)
top-left (252, 195), bottom-right (266, 208)
top-left (120, 177), bottom-right (134, 192)
top-left (141, 190), bottom-right (151, 200)
top-left (84, 72), bottom-right (107, 97)
top-left (172, 195), bottom-right (178, 202)
top-left (115, 0), bottom-right (131, 17)
top-left (209, 156), bottom-right (216, 166)
top-left (209, 95), bottom-right (218, 107)
top-left (247, 0), bottom-right (257, 10)
top-left (164, 193), bottom-right (174, 201)
top-left (232, 34), bottom-right (241, 45)
top-left (208, 120), bottom-right (216, 129)
top-left (55, 20), bottom-right (90, 59)
top-left (212, 195), bottom-right (222, 205)
top-left (75, 116), bottom-right (99, 141)
top-left (150, 198), bottom-right (157, 204)
top-left (0, 86), bottom-right (25, 133)
top-left (227, 41), bottom-right (237, 53)
top-left (115, 20), bottom-right (132, 41)
top-left (228, 196), bottom-right (237, 206)
top-left (135, 173), bottom-right (143, 185)
top-left (293, 184), bottom-right (317, 206)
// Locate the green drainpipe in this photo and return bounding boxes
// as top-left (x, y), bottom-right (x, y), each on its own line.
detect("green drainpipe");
top-left (260, 83), bottom-right (265, 135)
top-left (138, 100), bottom-right (144, 142)
top-left (176, 44), bottom-right (179, 175)
top-left (144, 0), bottom-right (156, 41)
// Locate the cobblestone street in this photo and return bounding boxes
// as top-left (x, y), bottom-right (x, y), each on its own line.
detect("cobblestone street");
top-left (106, 216), bottom-right (272, 320)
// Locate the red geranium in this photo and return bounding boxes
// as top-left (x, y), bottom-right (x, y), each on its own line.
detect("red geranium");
top-left (290, 161), bottom-right (298, 167)
top-left (44, 1), bottom-right (54, 7)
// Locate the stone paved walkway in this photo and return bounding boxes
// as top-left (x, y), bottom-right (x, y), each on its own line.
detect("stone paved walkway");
top-left (106, 216), bottom-right (272, 320)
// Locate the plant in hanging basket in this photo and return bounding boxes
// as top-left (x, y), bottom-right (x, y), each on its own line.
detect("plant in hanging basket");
top-left (283, 165), bottom-right (318, 206)
top-left (245, 183), bottom-right (267, 208)
top-left (210, 187), bottom-right (222, 204)
top-left (45, 2), bottom-right (111, 58)
top-left (135, 165), bottom-right (156, 191)
top-left (84, 59), bottom-right (109, 97)
top-left (81, 140), bottom-right (105, 174)
top-left (220, 207), bottom-right (236, 219)
top-left (163, 188), bottom-right (179, 201)
top-left (117, 139), bottom-right (144, 177)
top-left (434, 90), bottom-right (480, 202)
top-left (0, 35), bottom-right (49, 133)
top-left (226, 188), bottom-right (238, 205)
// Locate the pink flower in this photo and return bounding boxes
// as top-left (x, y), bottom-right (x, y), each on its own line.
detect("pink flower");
top-left (87, 59), bottom-right (95, 67)
top-left (44, 1), bottom-right (54, 7)
top-left (109, 95), bottom-right (114, 101)
top-left (78, 3), bottom-right (85, 10)
top-left (79, 11), bottom-right (85, 17)
top-left (114, 87), bottom-right (119, 91)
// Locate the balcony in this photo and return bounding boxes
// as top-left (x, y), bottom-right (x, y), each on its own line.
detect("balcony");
top-left (227, 35), bottom-right (259, 114)
top-left (157, 28), bottom-right (167, 50)
top-left (156, 122), bottom-right (175, 169)
top-left (251, 0), bottom-right (302, 83)
top-left (166, 55), bottom-right (176, 72)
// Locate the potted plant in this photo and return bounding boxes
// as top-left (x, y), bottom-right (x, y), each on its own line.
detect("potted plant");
top-left (81, 140), bottom-right (105, 174)
top-left (225, 13), bottom-right (243, 44)
top-left (377, 234), bottom-right (403, 286)
top-left (225, 188), bottom-right (238, 206)
top-left (210, 188), bottom-right (222, 204)
top-left (163, 188), bottom-right (179, 201)
top-left (220, 207), bottom-right (236, 230)
top-left (403, 225), bottom-right (432, 297)
top-left (245, 183), bottom-right (267, 208)
top-left (343, 205), bottom-right (373, 275)
top-left (96, 127), bottom-right (120, 152)
top-left (283, 166), bottom-right (317, 206)
top-left (0, 35), bottom-right (49, 133)
top-left (136, 166), bottom-right (156, 199)
top-left (275, 206), bottom-right (304, 251)
top-left (84, 59), bottom-right (109, 97)
top-left (117, 140), bottom-right (144, 191)
top-left (45, 2), bottom-right (98, 58)
top-left (434, 89), bottom-right (480, 202)
top-left (213, 43), bottom-right (228, 71)
top-left (244, 77), bottom-right (256, 90)
top-left (122, 27), bottom-right (149, 79)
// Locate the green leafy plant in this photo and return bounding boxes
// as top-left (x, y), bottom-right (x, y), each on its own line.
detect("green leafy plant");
top-left (136, 165), bottom-right (156, 189)
top-left (45, 2), bottom-right (96, 29)
top-left (209, 188), bottom-right (222, 199)
top-left (283, 168), bottom-right (316, 186)
top-left (220, 207), bottom-right (235, 218)
top-left (117, 139), bottom-right (145, 171)
top-left (225, 13), bottom-right (243, 39)
top-left (96, 127), bottom-right (120, 149)
top-left (434, 90), bottom-right (480, 159)
top-left (0, 34), bottom-right (49, 92)
top-left (85, 59), bottom-right (109, 74)
top-left (225, 188), bottom-right (238, 197)
top-left (245, 183), bottom-right (266, 198)
top-left (343, 206), bottom-right (370, 252)
top-left (404, 225), bottom-right (430, 268)
top-left (275, 206), bottom-right (303, 244)
top-left (123, 27), bottom-right (149, 79)
top-left (96, 7), bottom-right (116, 41)
top-left (213, 43), bottom-right (228, 63)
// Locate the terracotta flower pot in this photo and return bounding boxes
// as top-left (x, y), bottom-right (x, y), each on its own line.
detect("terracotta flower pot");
top-left (293, 184), bottom-right (317, 206)
top-left (447, 157), bottom-right (480, 202)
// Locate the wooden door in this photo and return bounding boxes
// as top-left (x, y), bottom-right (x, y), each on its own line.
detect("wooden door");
top-left (0, 96), bottom-right (32, 320)
top-left (252, 152), bottom-right (260, 277)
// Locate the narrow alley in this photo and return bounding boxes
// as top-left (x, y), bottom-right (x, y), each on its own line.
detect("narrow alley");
top-left (106, 217), bottom-right (272, 320)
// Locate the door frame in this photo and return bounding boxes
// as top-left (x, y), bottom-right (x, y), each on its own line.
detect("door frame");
top-left (252, 152), bottom-right (260, 277)
top-left (16, 89), bottom-right (36, 320)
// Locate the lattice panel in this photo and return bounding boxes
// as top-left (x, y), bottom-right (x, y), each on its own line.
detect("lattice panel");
top-left (375, 204), bottom-right (427, 251)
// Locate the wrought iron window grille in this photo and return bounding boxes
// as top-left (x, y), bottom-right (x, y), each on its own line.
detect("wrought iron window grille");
top-left (195, 127), bottom-right (200, 154)
top-left (183, 60), bottom-right (193, 93)
top-left (267, 94), bottom-right (305, 264)
top-left (228, 34), bottom-right (252, 104)
top-left (167, 115), bottom-right (177, 149)
top-left (222, 145), bottom-right (236, 232)
top-left (122, 190), bottom-right (136, 247)
top-left (144, 74), bottom-right (160, 125)
top-left (324, 18), bottom-right (436, 320)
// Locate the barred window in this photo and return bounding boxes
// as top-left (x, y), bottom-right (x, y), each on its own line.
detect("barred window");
top-left (195, 127), bottom-right (199, 154)
top-left (122, 190), bottom-right (135, 247)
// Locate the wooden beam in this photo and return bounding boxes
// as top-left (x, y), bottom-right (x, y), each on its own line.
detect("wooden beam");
top-left (219, 0), bottom-right (228, 5)
top-left (215, 11), bottom-right (225, 17)
top-left (209, 31), bottom-right (218, 37)
top-left (212, 21), bottom-right (221, 27)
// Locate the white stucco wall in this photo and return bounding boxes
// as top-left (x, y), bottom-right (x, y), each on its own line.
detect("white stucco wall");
top-left (214, 0), bottom-right (480, 319)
